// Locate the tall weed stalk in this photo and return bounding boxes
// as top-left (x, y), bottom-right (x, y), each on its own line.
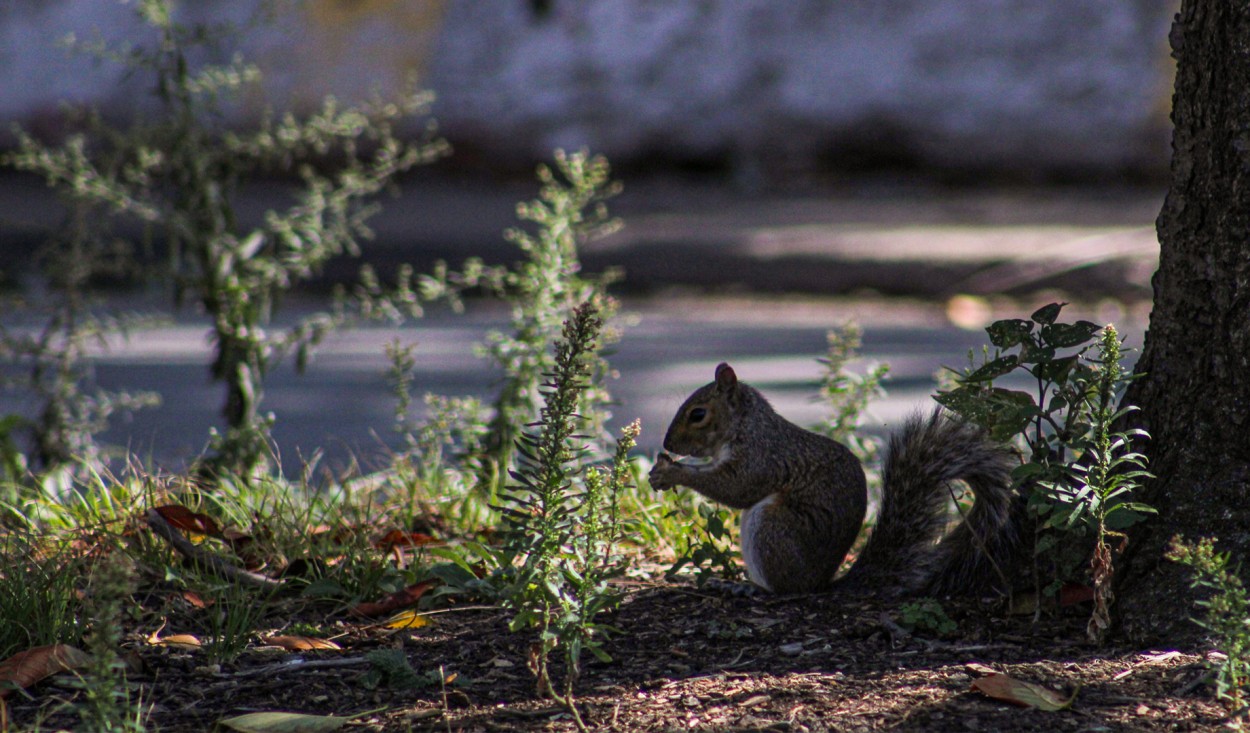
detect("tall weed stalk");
top-left (382, 150), bottom-right (622, 520)
top-left (480, 151), bottom-right (622, 474)
top-left (497, 300), bottom-right (631, 730)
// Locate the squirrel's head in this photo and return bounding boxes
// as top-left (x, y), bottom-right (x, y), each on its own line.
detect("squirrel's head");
top-left (662, 362), bottom-right (742, 457)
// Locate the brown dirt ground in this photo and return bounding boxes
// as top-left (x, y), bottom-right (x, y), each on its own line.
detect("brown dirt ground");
top-left (6, 575), bottom-right (1228, 732)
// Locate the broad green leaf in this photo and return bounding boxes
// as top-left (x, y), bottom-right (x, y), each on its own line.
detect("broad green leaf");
top-left (986, 387), bottom-right (1038, 414)
top-left (1030, 303), bottom-right (1065, 326)
top-left (300, 578), bottom-right (346, 599)
top-left (1033, 355), bottom-right (1079, 382)
top-left (986, 319), bottom-right (1034, 348)
top-left (1011, 462), bottom-right (1046, 481)
top-left (964, 355), bottom-right (1020, 382)
top-left (933, 388), bottom-right (986, 420)
top-left (1041, 321), bottom-right (1100, 348)
top-left (1018, 341), bottom-right (1055, 365)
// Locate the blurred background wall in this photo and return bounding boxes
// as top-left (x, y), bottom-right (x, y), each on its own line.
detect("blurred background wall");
top-left (1, 0), bottom-right (1175, 181)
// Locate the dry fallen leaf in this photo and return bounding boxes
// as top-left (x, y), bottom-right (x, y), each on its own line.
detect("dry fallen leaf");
top-left (1009, 583), bottom-right (1095, 615)
top-left (217, 711), bottom-right (348, 732)
top-left (0, 644), bottom-right (91, 698)
top-left (1113, 650), bottom-right (1186, 680)
top-left (374, 529), bottom-right (438, 550)
top-left (152, 504), bottom-right (222, 539)
top-left (264, 635), bottom-right (342, 651)
top-left (153, 634), bottom-right (203, 650)
top-left (971, 673), bottom-right (1077, 711)
top-left (146, 619), bottom-right (203, 650)
top-left (350, 579), bottom-right (438, 618)
top-left (179, 589), bottom-right (211, 609)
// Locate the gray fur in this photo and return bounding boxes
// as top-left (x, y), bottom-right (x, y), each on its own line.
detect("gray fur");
top-left (651, 363), bottom-right (1019, 597)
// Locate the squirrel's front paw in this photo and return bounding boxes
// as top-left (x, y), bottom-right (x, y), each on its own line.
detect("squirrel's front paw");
top-left (649, 454), bottom-right (681, 491)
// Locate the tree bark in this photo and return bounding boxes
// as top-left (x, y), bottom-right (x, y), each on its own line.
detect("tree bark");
top-left (1117, 0), bottom-right (1250, 641)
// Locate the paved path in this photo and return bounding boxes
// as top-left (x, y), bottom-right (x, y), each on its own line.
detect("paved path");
top-left (1, 172), bottom-right (1163, 299)
top-left (70, 295), bottom-right (1148, 475)
top-left (0, 174), bottom-right (1162, 475)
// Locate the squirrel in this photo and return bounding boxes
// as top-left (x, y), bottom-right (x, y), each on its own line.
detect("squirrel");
top-left (649, 362), bottom-right (1019, 597)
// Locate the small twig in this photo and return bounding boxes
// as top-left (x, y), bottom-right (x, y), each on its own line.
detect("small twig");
top-left (417, 605), bottom-right (505, 617)
top-left (227, 656), bottom-right (372, 678)
top-left (146, 508), bottom-right (284, 590)
top-left (495, 705), bottom-right (568, 719)
top-left (725, 648), bottom-right (752, 668)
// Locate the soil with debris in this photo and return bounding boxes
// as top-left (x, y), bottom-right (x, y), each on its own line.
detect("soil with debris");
top-left (7, 577), bottom-right (1227, 732)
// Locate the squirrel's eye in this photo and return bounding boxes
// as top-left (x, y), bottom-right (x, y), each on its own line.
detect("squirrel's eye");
top-left (688, 407), bottom-right (707, 423)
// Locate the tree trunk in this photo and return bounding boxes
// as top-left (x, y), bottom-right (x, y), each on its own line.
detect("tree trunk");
top-left (1117, 0), bottom-right (1250, 641)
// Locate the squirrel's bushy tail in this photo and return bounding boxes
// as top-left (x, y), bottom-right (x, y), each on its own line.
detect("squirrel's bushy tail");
top-left (844, 409), bottom-right (1019, 597)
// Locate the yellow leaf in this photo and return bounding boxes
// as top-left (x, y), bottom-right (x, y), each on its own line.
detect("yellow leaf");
top-left (218, 711), bottom-right (348, 732)
top-left (383, 609), bottom-right (431, 629)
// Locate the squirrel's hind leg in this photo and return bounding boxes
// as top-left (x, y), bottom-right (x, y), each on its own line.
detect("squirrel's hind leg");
top-left (740, 495), bottom-right (842, 594)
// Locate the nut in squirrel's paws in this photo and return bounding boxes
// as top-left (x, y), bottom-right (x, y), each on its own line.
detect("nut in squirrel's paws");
top-left (649, 453), bottom-right (680, 491)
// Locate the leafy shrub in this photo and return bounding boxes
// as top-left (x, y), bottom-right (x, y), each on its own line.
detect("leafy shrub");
top-left (9, 0), bottom-right (447, 476)
top-left (937, 303), bottom-right (1152, 629)
top-left (1169, 536), bottom-right (1250, 723)
top-left (0, 194), bottom-right (161, 480)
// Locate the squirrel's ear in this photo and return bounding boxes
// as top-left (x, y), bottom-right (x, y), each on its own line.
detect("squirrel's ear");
top-left (714, 362), bottom-right (737, 391)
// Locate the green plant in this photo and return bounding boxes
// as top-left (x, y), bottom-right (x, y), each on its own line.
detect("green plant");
top-left (477, 151), bottom-right (622, 475)
top-left (0, 533), bottom-right (84, 659)
top-left (897, 598), bottom-right (957, 637)
top-left (1043, 325), bottom-right (1154, 641)
top-left (666, 500), bottom-right (745, 587)
top-left (75, 548), bottom-right (147, 733)
top-left (200, 578), bottom-right (276, 665)
top-left (362, 648), bottom-right (424, 691)
top-left (184, 470), bottom-right (419, 607)
top-left (0, 195), bottom-right (160, 479)
top-left (382, 338), bottom-right (491, 534)
top-left (1168, 536), bottom-right (1250, 725)
top-left (936, 303), bottom-right (1153, 613)
top-left (10, 0), bottom-right (448, 476)
top-left (936, 303), bottom-right (1102, 461)
top-left (495, 300), bottom-right (630, 730)
top-left (816, 323), bottom-right (890, 466)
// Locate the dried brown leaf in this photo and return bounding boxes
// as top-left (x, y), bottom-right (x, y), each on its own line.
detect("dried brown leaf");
top-left (971, 673), bottom-right (1077, 711)
top-left (264, 636), bottom-right (341, 651)
top-left (0, 644), bottom-right (91, 698)
top-left (152, 504), bottom-right (222, 538)
top-left (350, 579), bottom-right (438, 618)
